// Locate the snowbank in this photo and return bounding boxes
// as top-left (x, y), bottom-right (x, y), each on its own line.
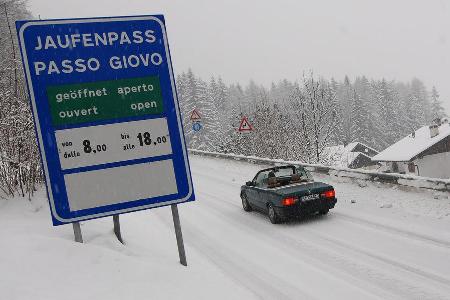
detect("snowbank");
top-left (0, 191), bottom-right (254, 300)
top-left (189, 149), bottom-right (450, 192)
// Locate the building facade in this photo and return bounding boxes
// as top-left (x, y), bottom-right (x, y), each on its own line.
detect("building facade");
top-left (372, 119), bottom-right (450, 179)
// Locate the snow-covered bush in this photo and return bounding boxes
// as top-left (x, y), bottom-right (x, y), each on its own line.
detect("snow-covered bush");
top-left (0, 1), bottom-right (42, 199)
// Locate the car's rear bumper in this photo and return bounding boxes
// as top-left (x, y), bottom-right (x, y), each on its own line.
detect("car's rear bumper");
top-left (274, 198), bottom-right (337, 219)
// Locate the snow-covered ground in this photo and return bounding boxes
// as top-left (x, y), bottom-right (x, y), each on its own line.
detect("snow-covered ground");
top-left (1, 155), bottom-right (450, 300)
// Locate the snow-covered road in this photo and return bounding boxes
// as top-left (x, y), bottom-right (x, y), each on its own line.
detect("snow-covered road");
top-left (182, 155), bottom-right (450, 300)
top-left (1, 155), bottom-right (450, 299)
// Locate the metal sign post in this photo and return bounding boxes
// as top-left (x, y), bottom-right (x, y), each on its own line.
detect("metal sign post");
top-left (16, 15), bottom-right (195, 265)
top-left (72, 222), bottom-right (83, 243)
top-left (171, 204), bottom-right (187, 266)
top-left (113, 215), bottom-right (124, 244)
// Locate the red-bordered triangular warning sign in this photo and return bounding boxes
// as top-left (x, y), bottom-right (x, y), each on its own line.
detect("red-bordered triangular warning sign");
top-left (190, 109), bottom-right (201, 121)
top-left (238, 116), bottom-right (253, 132)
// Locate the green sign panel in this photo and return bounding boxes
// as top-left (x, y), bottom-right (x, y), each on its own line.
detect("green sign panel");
top-left (47, 76), bottom-right (164, 126)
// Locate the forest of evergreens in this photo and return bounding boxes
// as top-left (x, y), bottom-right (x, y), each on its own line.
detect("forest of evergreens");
top-left (177, 69), bottom-right (446, 163)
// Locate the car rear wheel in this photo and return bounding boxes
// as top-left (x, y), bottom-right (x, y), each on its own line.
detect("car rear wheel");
top-left (319, 208), bottom-right (329, 215)
top-left (241, 194), bottom-right (252, 212)
top-left (268, 203), bottom-right (280, 224)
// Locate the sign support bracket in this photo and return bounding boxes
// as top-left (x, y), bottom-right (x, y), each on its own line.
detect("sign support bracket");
top-left (171, 204), bottom-right (187, 266)
top-left (113, 215), bottom-right (124, 244)
top-left (72, 222), bottom-right (83, 243)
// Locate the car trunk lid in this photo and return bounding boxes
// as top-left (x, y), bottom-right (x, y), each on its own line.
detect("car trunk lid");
top-left (275, 181), bottom-right (333, 198)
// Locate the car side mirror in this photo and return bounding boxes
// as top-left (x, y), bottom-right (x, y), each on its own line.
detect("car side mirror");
top-left (246, 181), bottom-right (254, 186)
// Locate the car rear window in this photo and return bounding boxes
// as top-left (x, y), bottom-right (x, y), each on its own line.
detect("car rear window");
top-left (275, 167), bottom-right (294, 177)
top-left (296, 166), bottom-right (313, 181)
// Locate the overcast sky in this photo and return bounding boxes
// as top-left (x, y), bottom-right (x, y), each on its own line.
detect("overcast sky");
top-left (28, 0), bottom-right (450, 112)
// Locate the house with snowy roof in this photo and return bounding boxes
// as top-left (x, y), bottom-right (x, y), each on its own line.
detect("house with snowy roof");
top-left (372, 118), bottom-right (450, 179)
top-left (321, 142), bottom-right (379, 169)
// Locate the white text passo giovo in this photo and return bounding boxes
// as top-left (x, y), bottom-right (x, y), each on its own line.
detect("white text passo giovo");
top-left (31, 30), bottom-right (163, 76)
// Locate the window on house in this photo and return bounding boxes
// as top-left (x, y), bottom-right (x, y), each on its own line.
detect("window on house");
top-left (392, 162), bottom-right (399, 172)
top-left (408, 163), bottom-right (416, 173)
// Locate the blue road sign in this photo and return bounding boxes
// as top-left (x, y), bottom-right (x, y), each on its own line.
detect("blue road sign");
top-left (192, 122), bottom-right (202, 132)
top-left (16, 15), bottom-right (195, 225)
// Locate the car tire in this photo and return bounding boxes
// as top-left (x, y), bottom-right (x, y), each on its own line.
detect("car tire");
top-left (241, 194), bottom-right (252, 212)
top-left (268, 203), bottom-right (280, 224)
top-left (319, 208), bottom-right (329, 215)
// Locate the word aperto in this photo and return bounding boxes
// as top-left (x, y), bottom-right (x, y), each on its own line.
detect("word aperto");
top-left (33, 53), bottom-right (163, 75)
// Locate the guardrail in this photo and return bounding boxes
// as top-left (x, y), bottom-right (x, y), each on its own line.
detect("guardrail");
top-left (188, 149), bottom-right (450, 192)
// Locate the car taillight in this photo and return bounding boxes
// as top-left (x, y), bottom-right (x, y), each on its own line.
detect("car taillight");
top-left (282, 196), bottom-right (298, 206)
top-left (321, 190), bottom-right (335, 198)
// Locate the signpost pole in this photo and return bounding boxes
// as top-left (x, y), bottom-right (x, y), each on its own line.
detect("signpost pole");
top-left (171, 204), bottom-right (187, 266)
top-left (72, 222), bottom-right (83, 243)
top-left (113, 215), bottom-right (124, 244)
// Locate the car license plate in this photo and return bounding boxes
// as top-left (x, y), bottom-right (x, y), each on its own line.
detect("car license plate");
top-left (301, 194), bottom-right (319, 202)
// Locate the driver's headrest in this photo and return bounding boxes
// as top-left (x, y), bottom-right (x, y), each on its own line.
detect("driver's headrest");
top-left (268, 177), bottom-right (277, 184)
top-left (290, 173), bottom-right (301, 183)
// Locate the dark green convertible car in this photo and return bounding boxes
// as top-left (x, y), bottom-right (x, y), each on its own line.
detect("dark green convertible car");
top-left (240, 165), bottom-right (337, 224)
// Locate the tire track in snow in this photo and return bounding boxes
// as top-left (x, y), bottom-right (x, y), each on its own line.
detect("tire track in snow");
top-left (304, 226), bottom-right (450, 288)
top-left (197, 185), bottom-right (446, 300)
top-left (331, 211), bottom-right (450, 249)
top-left (153, 209), bottom-right (317, 300)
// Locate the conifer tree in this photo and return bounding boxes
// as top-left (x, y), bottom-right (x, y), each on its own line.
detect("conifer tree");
top-left (430, 86), bottom-right (446, 120)
top-left (329, 77), bottom-right (344, 145)
top-left (407, 78), bottom-right (431, 129)
top-left (350, 88), bottom-right (378, 148)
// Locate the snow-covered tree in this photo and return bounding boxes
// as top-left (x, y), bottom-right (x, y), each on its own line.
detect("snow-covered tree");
top-left (202, 76), bottom-right (226, 151)
top-left (288, 75), bottom-right (337, 163)
top-left (176, 70), bottom-right (197, 148)
top-left (374, 79), bottom-right (400, 147)
top-left (0, 0), bottom-right (41, 198)
top-left (339, 75), bottom-right (353, 145)
top-left (329, 77), bottom-right (345, 145)
top-left (176, 70), bottom-right (442, 161)
top-left (352, 76), bottom-right (379, 148)
top-left (407, 78), bottom-right (431, 129)
top-left (430, 86), bottom-right (446, 120)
